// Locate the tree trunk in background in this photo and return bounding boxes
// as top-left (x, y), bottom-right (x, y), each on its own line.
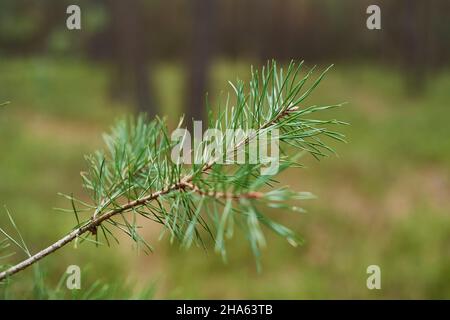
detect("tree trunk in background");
top-left (110, 0), bottom-right (156, 116)
top-left (186, 0), bottom-right (217, 127)
top-left (401, 0), bottom-right (429, 94)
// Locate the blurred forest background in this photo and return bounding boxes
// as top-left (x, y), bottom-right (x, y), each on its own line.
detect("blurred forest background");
top-left (0, 0), bottom-right (449, 299)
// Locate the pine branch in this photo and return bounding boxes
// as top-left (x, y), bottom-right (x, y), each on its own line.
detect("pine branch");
top-left (0, 60), bottom-right (347, 281)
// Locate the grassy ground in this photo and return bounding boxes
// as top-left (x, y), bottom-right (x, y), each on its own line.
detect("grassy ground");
top-left (0, 58), bottom-right (449, 299)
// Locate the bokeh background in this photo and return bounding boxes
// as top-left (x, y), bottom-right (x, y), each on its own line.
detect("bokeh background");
top-left (1, 0), bottom-right (449, 299)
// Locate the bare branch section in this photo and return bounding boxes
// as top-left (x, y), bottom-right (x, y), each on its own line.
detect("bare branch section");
top-left (0, 60), bottom-right (346, 281)
top-left (0, 182), bottom-right (175, 280)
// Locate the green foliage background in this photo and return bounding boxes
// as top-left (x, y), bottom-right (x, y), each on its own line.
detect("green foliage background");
top-left (1, 59), bottom-right (449, 299)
